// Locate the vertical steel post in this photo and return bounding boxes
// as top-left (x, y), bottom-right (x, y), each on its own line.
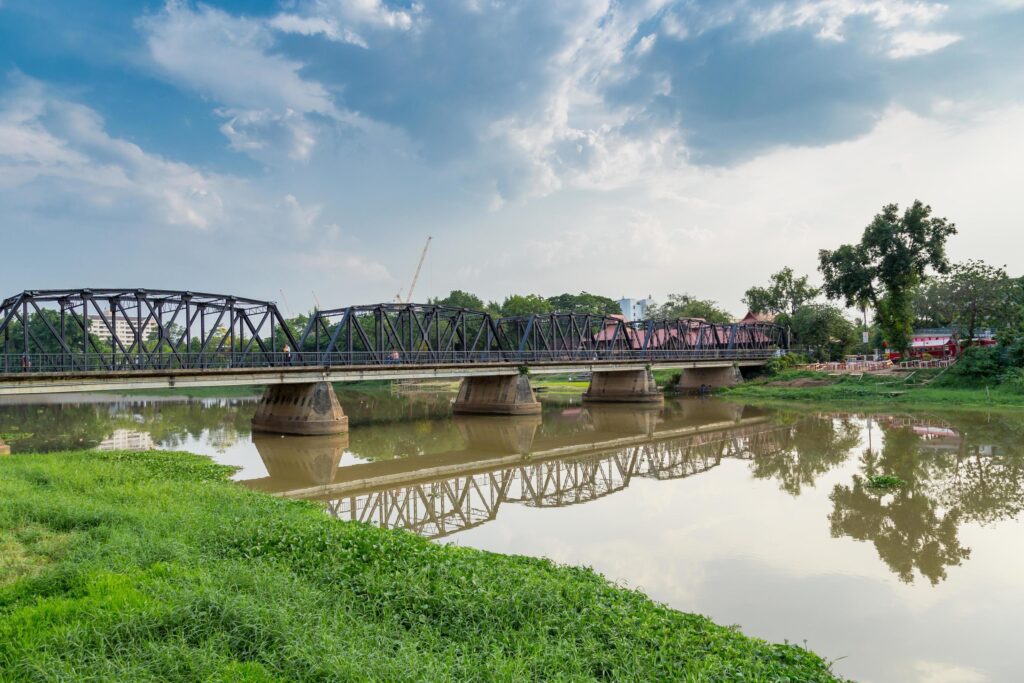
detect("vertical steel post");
top-left (199, 306), bottom-right (206, 369)
top-left (21, 300), bottom-right (28, 370)
top-left (60, 305), bottom-right (66, 371)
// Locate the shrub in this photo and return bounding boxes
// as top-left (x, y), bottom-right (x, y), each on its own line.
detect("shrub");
top-left (1000, 367), bottom-right (1024, 395)
top-left (866, 474), bottom-right (906, 489)
top-left (764, 352), bottom-right (809, 376)
top-left (942, 346), bottom-right (1005, 384)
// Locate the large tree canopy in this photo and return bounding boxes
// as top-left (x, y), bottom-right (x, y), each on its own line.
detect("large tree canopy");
top-left (743, 267), bottom-right (820, 316)
top-left (818, 201), bottom-right (957, 354)
top-left (498, 294), bottom-right (553, 317)
top-left (429, 290), bottom-right (486, 311)
top-left (913, 260), bottom-right (1014, 344)
top-left (652, 294), bottom-right (732, 324)
top-left (790, 304), bottom-right (857, 361)
top-left (545, 292), bottom-right (621, 316)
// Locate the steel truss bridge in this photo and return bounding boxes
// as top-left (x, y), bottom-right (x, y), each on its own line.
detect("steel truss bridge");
top-left (0, 289), bottom-right (786, 394)
top-left (246, 418), bottom-right (792, 539)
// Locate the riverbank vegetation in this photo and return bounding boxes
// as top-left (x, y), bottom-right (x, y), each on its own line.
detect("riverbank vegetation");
top-left (0, 449), bottom-right (841, 681)
top-left (726, 361), bottom-right (1024, 408)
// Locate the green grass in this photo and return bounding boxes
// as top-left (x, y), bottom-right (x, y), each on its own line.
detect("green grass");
top-left (865, 474), bottom-right (906, 490)
top-left (0, 450), bottom-right (842, 681)
top-left (723, 370), bottom-right (1024, 409)
top-left (532, 378), bottom-right (591, 394)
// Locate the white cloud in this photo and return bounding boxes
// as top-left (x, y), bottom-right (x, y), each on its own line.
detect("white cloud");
top-left (268, 13), bottom-right (368, 48)
top-left (139, 1), bottom-right (348, 161)
top-left (295, 249), bottom-right (391, 281)
top-left (888, 30), bottom-right (961, 58)
top-left (0, 75), bottom-right (392, 306)
top-left (217, 108), bottom-right (319, 161)
top-left (275, 0), bottom-right (419, 44)
top-left (140, 2), bottom-right (335, 114)
top-left (753, 1), bottom-right (948, 41)
top-left (319, 0), bottom-right (416, 31)
top-left (634, 33), bottom-right (657, 55)
top-left (0, 76), bottom-right (223, 230)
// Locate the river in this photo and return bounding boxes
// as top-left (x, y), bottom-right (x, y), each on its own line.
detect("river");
top-left (1, 387), bottom-right (1021, 682)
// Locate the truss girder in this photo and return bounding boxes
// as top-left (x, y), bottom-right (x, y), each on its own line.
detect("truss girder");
top-left (0, 289), bottom-right (297, 373)
top-left (1, 293), bottom-right (786, 373)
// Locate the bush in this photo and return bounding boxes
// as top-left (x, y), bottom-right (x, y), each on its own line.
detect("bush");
top-left (1000, 367), bottom-right (1024, 395)
top-left (942, 346), bottom-right (1005, 384)
top-left (764, 352), bottom-right (809, 376)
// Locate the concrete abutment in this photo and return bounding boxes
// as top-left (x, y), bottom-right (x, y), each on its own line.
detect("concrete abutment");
top-left (251, 381), bottom-right (350, 435)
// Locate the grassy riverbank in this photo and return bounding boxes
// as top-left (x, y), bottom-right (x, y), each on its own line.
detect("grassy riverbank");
top-left (0, 449), bottom-right (841, 681)
top-left (723, 370), bottom-right (1024, 408)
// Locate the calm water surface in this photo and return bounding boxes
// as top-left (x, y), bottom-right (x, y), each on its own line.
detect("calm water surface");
top-left (2, 388), bottom-right (1022, 683)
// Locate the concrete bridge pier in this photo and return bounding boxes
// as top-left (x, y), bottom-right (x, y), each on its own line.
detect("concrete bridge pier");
top-left (251, 382), bottom-right (350, 435)
top-left (676, 366), bottom-right (743, 393)
top-left (583, 369), bottom-right (663, 404)
top-left (452, 375), bottom-right (542, 415)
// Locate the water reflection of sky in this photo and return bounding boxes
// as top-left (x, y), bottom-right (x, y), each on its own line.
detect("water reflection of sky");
top-left (2, 391), bottom-right (1022, 682)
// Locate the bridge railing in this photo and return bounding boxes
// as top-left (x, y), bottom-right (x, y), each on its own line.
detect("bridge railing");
top-left (0, 348), bottom-right (780, 375)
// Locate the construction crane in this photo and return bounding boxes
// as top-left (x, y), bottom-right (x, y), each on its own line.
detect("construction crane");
top-left (395, 236), bottom-right (432, 304)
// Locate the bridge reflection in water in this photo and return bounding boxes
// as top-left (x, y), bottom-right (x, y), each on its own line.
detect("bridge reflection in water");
top-left (241, 401), bottom-right (792, 539)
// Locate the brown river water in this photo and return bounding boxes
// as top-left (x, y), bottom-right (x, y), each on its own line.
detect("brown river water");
top-left (1, 388), bottom-right (1022, 682)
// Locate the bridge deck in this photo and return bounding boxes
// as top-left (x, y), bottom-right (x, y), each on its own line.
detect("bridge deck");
top-left (0, 356), bottom-right (772, 395)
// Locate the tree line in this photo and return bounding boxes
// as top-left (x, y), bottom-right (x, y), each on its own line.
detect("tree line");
top-left (425, 290), bottom-right (735, 324)
top-left (743, 200), bottom-right (1024, 365)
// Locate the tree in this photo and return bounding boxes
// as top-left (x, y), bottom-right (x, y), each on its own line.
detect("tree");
top-left (789, 304), bottom-right (857, 361)
top-left (545, 292), bottom-right (621, 315)
top-left (652, 294), bottom-right (732, 323)
top-left (743, 267), bottom-right (820, 316)
top-left (913, 260), bottom-right (1012, 344)
top-left (818, 201), bottom-right (957, 355)
top-left (499, 294), bottom-right (553, 317)
top-left (429, 290), bottom-right (486, 312)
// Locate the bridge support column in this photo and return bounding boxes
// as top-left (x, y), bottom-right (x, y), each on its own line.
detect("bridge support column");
top-left (251, 382), bottom-right (349, 435)
top-left (452, 375), bottom-right (542, 415)
top-left (676, 366), bottom-right (742, 393)
top-left (583, 369), bottom-right (663, 404)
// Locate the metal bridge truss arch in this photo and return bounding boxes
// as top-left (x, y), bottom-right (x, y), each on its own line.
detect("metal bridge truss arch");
top-left (301, 304), bottom-right (788, 365)
top-left (0, 289), bottom-right (298, 373)
top-left (1, 292), bottom-right (787, 373)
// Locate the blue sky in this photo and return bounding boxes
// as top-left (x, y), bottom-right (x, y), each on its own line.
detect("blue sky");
top-left (1, 0), bottom-right (1021, 314)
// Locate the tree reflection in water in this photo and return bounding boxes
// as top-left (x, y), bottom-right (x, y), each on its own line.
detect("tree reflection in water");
top-left (824, 415), bottom-right (1024, 585)
top-left (748, 415), bottom-right (861, 496)
top-left (829, 425), bottom-right (970, 585)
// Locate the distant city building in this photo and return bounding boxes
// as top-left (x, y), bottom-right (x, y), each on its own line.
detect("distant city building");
top-left (617, 296), bottom-right (653, 321)
top-left (87, 312), bottom-right (159, 343)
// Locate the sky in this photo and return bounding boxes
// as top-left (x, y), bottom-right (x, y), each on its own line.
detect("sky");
top-left (0, 0), bottom-right (1021, 316)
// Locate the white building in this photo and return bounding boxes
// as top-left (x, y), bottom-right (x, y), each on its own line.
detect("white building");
top-left (87, 312), bottom-right (159, 343)
top-left (617, 296), bottom-right (654, 321)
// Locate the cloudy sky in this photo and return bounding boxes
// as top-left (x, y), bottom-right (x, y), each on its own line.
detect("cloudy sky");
top-left (1, 1), bottom-right (1021, 315)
